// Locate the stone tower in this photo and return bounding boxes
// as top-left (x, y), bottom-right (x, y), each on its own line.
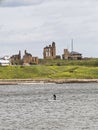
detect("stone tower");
top-left (43, 42), bottom-right (56, 59)
top-left (62, 49), bottom-right (70, 59)
top-left (52, 42), bottom-right (56, 59)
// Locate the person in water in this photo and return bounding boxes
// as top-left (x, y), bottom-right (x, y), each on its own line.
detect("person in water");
top-left (53, 94), bottom-right (56, 100)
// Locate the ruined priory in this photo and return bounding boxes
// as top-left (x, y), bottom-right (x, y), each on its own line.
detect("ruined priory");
top-left (9, 42), bottom-right (82, 65)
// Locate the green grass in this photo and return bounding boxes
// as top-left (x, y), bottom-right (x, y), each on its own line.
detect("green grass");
top-left (0, 65), bottom-right (98, 79)
top-left (39, 58), bottom-right (98, 67)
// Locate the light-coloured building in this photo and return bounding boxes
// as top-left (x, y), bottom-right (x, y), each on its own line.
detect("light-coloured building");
top-left (0, 59), bottom-right (10, 66)
top-left (62, 49), bottom-right (82, 60)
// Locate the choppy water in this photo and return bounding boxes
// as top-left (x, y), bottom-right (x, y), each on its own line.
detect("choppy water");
top-left (0, 83), bottom-right (98, 130)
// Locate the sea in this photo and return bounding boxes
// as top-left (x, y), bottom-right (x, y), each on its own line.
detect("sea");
top-left (0, 83), bottom-right (98, 130)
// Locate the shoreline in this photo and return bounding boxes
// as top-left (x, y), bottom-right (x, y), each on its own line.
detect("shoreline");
top-left (0, 79), bottom-right (98, 85)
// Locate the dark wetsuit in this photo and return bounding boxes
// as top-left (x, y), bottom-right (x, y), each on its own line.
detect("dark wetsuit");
top-left (53, 94), bottom-right (56, 100)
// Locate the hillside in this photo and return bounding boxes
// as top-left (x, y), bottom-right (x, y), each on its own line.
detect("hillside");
top-left (0, 59), bottom-right (98, 79)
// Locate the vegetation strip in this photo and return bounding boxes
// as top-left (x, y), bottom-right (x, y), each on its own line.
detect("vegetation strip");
top-left (0, 59), bottom-right (98, 81)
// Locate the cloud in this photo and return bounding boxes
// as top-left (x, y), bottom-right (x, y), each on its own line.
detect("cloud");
top-left (0, 0), bottom-right (45, 7)
top-left (0, 0), bottom-right (98, 57)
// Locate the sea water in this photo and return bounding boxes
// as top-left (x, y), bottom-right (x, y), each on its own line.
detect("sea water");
top-left (0, 83), bottom-right (98, 130)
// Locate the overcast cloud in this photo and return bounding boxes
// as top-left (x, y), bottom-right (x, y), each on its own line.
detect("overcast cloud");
top-left (0, 0), bottom-right (45, 7)
top-left (0, 0), bottom-right (98, 58)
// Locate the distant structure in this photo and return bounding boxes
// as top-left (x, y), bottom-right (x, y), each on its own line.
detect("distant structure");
top-left (0, 55), bottom-right (10, 66)
top-left (71, 39), bottom-right (74, 52)
top-left (43, 42), bottom-right (56, 59)
top-left (23, 50), bottom-right (38, 65)
top-left (70, 51), bottom-right (82, 60)
top-left (43, 42), bottom-right (61, 59)
top-left (10, 51), bottom-right (21, 65)
top-left (62, 49), bottom-right (70, 60)
top-left (3, 56), bottom-right (10, 60)
top-left (10, 50), bottom-right (38, 65)
top-left (7, 40), bottom-right (83, 65)
top-left (0, 59), bottom-right (10, 66)
top-left (62, 39), bottom-right (82, 60)
top-left (62, 49), bottom-right (82, 60)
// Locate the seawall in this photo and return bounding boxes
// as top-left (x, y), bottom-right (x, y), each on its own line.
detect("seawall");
top-left (0, 79), bottom-right (98, 85)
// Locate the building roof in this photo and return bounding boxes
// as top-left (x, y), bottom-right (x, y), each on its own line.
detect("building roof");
top-left (70, 51), bottom-right (82, 55)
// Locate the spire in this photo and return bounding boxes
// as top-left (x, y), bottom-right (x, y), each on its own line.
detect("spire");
top-left (25, 50), bottom-right (27, 54)
top-left (19, 50), bottom-right (21, 59)
top-left (71, 39), bottom-right (73, 52)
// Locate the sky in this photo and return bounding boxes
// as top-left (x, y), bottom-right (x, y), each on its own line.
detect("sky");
top-left (0, 0), bottom-right (98, 58)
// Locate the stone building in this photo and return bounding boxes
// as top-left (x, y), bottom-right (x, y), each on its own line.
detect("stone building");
top-left (43, 42), bottom-right (56, 59)
top-left (10, 50), bottom-right (38, 65)
top-left (10, 51), bottom-right (21, 65)
top-left (32, 57), bottom-right (39, 65)
top-left (62, 49), bottom-right (82, 60)
top-left (23, 50), bottom-right (38, 65)
top-left (62, 49), bottom-right (70, 60)
top-left (70, 51), bottom-right (82, 60)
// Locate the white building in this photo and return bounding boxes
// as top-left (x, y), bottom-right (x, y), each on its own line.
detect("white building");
top-left (0, 59), bottom-right (10, 66)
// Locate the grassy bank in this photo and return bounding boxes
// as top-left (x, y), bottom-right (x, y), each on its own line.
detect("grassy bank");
top-left (0, 65), bottom-right (98, 79)
top-left (39, 58), bottom-right (98, 66)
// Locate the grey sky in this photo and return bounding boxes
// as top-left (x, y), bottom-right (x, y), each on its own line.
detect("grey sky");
top-left (0, 0), bottom-right (98, 58)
